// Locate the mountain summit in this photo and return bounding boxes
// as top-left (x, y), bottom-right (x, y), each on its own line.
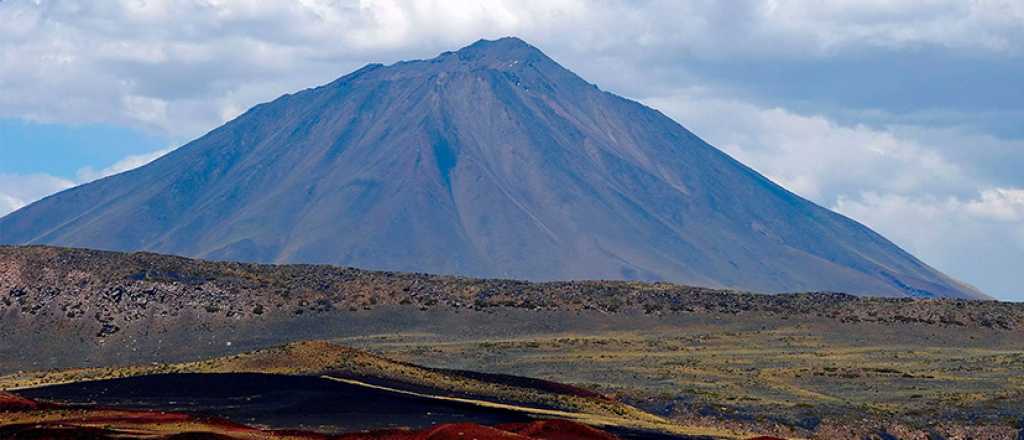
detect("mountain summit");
top-left (0, 38), bottom-right (985, 299)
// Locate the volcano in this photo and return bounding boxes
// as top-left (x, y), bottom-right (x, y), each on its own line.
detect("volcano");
top-left (0, 37), bottom-right (984, 298)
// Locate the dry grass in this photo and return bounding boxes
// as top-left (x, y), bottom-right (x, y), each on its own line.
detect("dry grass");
top-left (338, 319), bottom-right (1024, 430)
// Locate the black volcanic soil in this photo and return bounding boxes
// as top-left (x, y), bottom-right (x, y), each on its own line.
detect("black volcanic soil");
top-left (15, 373), bottom-right (704, 440)
top-left (19, 373), bottom-right (535, 431)
top-left (3, 384), bottom-right (679, 440)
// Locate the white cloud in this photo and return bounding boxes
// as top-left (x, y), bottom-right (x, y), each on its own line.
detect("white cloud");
top-left (0, 1), bottom-right (590, 137)
top-left (76, 146), bottom-right (174, 182)
top-left (964, 188), bottom-right (1024, 222)
top-left (645, 90), bottom-right (970, 203)
top-left (1, 1), bottom-right (1022, 140)
top-left (0, 194), bottom-right (24, 216)
top-left (0, 146), bottom-right (175, 217)
top-left (643, 89), bottom-right (1024, 298)
top-left (699, 82), bottom-right (1024, 297)
top-left (834, 190), bottom-right (1024, 250)
top-left (835, 190), bottom-right (1024, 298)
top-left (0, 173), bottom-right (75, 217)
top-left (121, 95), bottom-right (168, 127)
top-left (755, 0), bottom-right (1024, 54)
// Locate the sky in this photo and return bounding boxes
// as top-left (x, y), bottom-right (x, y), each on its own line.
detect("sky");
top-left (0, 0), bottom-right (1021, 300)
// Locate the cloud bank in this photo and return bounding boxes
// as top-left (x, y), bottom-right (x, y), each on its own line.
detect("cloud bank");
top-left (0, 147), bottom-right (172, 217)
top-left (0, 173), bottom-right (74, 215)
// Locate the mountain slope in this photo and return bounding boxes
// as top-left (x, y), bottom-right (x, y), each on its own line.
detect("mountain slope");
top-left (0, 37), bottom-right (984, 299)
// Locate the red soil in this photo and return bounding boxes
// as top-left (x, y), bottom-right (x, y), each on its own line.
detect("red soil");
top-left (336, 421), bottom-right (619, 440)
top-left (498, 420), bottom-right (620, 440)
top-left (0, 390), bottom-right (785, 440)
top-left (0, 390), bottom-right (625, 440)
top-left (0, 391), bottom-right (38, 411)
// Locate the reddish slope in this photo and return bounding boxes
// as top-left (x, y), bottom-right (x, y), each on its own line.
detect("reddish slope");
top-left (498, 420), bottom-right (620, 440)
top-left (0, 391), bottom-right (38, 411)
top-left (0, 391), bottom-right (623, 440)
top-left (345, 421), bottom-right (622, 440)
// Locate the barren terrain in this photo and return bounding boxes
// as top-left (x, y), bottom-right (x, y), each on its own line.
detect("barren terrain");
top-left (2, 246), bottom-right (1022, 439)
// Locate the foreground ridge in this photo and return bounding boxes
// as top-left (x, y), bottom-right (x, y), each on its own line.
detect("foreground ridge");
top-left (0, 340), bottom-right (766, 439)
top-left (1, 245), bottom-right (1018, 343)
top-left (1, 245), bottom-right (1019, 376)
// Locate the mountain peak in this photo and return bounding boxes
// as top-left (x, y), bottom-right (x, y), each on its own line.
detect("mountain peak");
top-left (347, 36), bottom-right (565, 86)
top-left (461, 36), bottom-right (536, 52)
top-left (449, 36), bottom-right (551, 67)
